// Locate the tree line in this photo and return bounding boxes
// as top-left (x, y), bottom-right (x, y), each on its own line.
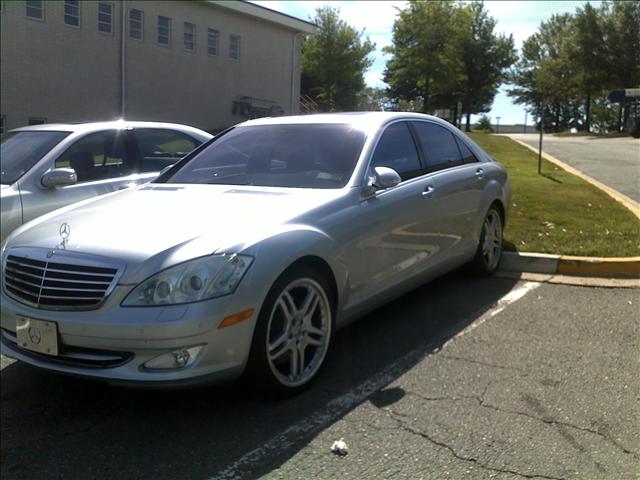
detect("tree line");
top-left (301, 1), bottom-right (640, 134)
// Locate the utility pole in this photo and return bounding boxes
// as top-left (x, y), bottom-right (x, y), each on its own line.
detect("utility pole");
top-left (524, 111), bottom-right (528, 133)
top-left (538, 101), bottom-right (543, 175)
top-left (495, 116), bottom-right (501, 134)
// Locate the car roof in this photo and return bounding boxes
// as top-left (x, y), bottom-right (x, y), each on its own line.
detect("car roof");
top-left (9, 120), bottom-right (211, 136)
top-left (240, 112), bottom-right (454, 130)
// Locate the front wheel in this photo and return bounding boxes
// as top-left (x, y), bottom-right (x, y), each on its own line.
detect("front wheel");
top-left (472, 206), bottom-right (503, 275)
top-left (245, 266), bottom-right (334, 394)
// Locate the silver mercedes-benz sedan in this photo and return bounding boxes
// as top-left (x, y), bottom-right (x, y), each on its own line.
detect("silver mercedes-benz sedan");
top-left (1, 120), bottom-right (212, 243)
top-left (0, 113), bottom-right (510, 393)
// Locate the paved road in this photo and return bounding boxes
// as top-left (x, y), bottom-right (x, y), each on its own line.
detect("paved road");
top-left (504, 134), bottom-right (640, 203)
top-left (1, 272), bottom-right (638, 480)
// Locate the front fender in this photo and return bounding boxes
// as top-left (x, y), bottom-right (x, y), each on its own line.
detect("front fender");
top-left (245, 224), bottom-right (348, 311)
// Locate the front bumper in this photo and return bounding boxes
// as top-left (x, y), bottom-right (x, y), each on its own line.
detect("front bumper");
top-left (0, 282), bottom-right (261, 386)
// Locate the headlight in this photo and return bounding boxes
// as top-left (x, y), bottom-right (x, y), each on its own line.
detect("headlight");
top-left (122, 254), bottom-right (253, 306)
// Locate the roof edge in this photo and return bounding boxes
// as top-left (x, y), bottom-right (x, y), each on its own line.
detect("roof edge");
top-left (207, 1), bottom-right (316, 34)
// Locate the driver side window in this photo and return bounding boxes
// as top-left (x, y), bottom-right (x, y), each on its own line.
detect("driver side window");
top-left (370, 122), bottom-right (422, 181)
top-left (55, 130), bottom-right (133, 183)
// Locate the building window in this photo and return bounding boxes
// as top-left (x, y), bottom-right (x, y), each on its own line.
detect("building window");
top-left (129, 9), bottom-right (143, 40)
top-left (64, 0), bottom-right (80, 27)
top-left (98, 2), bottom-right (113, 34)
top-left (28, 117), bottom-right (47, 125)
top-left (229, 34), bottom-right (241, 60)
top-left (183, 22), bottom-right (195, 51)
top-left (26, 0), bottom-right (43, 20)
top-left (207, 28), bottom-right (219, 56)
top-left (158, 15), bottom-right (170, 46)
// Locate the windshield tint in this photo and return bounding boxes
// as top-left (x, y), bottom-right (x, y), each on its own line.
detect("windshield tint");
top-left (164, 124), bottom-right (367, 188)
top-left (1, 131), bottom-right (70, 184)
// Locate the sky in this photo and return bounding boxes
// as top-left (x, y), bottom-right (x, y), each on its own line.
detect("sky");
top-left (251, 0), bottom-right (598, 125)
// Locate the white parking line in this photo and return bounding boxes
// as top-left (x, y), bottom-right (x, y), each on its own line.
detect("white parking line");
top-left (452, 281), bottom-right (540, 339)
top-left (211, 281), bottom-right (541, 480)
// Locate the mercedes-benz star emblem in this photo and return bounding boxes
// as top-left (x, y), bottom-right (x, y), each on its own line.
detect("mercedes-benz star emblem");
top-left (28, 326), bottom-right (42, 345)
top-left (58, 222), bottom-right (71, 249)
top-left (59, 223), bottom-right (71, 240)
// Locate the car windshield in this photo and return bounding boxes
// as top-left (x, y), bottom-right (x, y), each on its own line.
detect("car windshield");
top-left (164, 124), bottom-right (367, 188)
top-left (1, 131), bottom-right (70, 184)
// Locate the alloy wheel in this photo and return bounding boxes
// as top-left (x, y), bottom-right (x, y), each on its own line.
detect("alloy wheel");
top-left (265, 278), bottom-right (332, 388)
top-left (481, 209), bottom-right (503, 271)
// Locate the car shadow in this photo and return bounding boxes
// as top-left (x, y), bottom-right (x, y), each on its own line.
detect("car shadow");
top-left (0, 269), bottom-right (519, 480)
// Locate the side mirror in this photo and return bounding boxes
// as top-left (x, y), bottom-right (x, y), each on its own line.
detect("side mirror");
top-left (372, 166), bottom-right (401, 189)
top-left (41, 168), bottom-right (77, 189)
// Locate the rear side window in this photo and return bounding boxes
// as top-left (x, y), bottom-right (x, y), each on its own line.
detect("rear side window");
top-left (55, 130), bottom-right (133, 183)
top-left (411, 122), bottom-right (463, 172)
top-left (134, 129), bottom-right (201, 172)
top-left (370, 122), bottom-right (422, 181)
top-left (455, 137), bottom-right (478, 163)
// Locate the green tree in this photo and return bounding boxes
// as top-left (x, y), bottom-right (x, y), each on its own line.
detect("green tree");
top-left (569, 2), bottom-right (609, 132)
top-left (357, 87), bottom-right (395, 111)
top-left (301, 6), bottom-right (375, 112)
top-left (383, 0), bottom-right (461, 114)
top-left (457, 2), bottom-right (517, 131)
top-left (475, 114), bottom-right (493, 132)
top-left (508, 14), bottom-right (582, 133)
top-left (602, 1), bottom-right (640, 131)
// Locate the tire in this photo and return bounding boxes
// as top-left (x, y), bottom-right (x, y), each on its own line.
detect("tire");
top-left (472, 205), bottom-right (504, 275)
top-left (244, 265), bottom-right (335, 394)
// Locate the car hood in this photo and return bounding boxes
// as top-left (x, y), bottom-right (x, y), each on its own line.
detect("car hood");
top-left (5, 184), bottom-right (345, 283)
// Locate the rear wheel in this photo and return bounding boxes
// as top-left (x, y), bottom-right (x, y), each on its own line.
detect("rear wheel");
top-left (245, 266), bottom-right (334, 394)
top-left (473, 206), bottom-right (503, 274)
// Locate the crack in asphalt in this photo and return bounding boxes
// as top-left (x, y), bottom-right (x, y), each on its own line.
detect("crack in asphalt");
top-left (400, 382), bottom-right (637, 458)
top-left (478, 399), bottom-right (638, 458)
top-left (439, 354), bottom-right (527, 373)
top-left (385, 407), bottom-right (567, 480)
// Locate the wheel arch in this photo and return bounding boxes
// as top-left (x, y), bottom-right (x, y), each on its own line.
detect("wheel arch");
top-left (279, 255), bottom-right (339, 311)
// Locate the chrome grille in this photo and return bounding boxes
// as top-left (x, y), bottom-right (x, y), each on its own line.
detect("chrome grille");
top-left (4, 253), bottom-right (119, 310)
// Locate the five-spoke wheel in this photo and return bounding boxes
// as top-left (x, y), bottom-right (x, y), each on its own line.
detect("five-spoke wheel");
top-left (473, 205), bottom-right (503, 274)
top-left (246, 265), bottom-right (334, 393)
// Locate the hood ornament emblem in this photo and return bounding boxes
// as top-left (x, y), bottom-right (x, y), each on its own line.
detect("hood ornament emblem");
top-left (57, 222), bottom-right (71, 250)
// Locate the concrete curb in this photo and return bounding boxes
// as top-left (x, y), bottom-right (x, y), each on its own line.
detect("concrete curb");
top-left (500, 252), bottom-right (640, 279)
top-left (507, 137), bottom-right (640, 219)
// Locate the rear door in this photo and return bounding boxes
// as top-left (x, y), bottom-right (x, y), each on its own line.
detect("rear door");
top-left (21, 129), bottom-right (142, 224)
top-left (410, 121), bottom-right (487, 257)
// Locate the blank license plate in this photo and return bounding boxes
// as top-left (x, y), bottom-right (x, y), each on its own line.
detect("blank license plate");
top-left (16, 317), bottom-right (59, 356)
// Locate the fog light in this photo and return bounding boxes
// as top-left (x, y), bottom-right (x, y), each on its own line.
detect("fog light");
top-left (144, 345), bottom-right (204, 370)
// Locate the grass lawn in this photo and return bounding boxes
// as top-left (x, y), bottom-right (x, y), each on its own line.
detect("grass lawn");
top-left (467, 133), bottom-right (640, 257)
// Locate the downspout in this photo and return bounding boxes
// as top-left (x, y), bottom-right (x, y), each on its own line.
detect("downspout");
top-left (290, 33), bottom-right (302, 114)
top-left (120, 0), bottom-right (126, 118)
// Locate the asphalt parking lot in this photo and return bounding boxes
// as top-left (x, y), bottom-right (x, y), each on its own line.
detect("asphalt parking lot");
top-left (1, 271), bottom-right (638, 480)
top-left (504, 133), bottom-right (640, 203)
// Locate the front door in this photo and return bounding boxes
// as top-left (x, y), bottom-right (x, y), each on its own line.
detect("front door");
top-left (355, 121), bottom-right (447, 302)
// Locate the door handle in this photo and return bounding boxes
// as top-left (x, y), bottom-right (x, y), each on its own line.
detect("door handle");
top-left (421, 185), bottom-right (435, 199)
top-left (475, 168), bottom-right (484, 179)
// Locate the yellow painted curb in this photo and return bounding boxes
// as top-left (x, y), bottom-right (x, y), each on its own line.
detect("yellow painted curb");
top-left (508, 137), bottom-right (640, 219)
top-left (557, 255), bottom-right (640, 279)
top-left (501, 252), bottom-right (640, 279)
